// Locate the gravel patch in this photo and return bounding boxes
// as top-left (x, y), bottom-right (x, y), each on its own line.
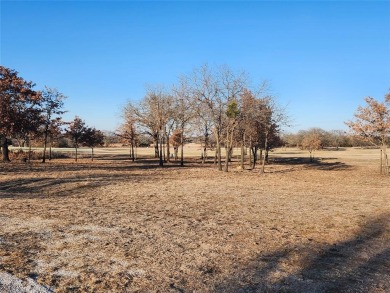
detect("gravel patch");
top-left (0, 272), bottom-right (53, 293)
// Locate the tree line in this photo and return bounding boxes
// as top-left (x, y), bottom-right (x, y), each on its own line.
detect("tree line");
top-left (1, 65), bottom-right (388, 174)
top-left (0, 66), bottom-right (104, 162)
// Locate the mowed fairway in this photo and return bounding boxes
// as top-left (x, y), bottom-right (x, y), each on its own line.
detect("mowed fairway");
top-left (0, 147), bottom-right (389, 292)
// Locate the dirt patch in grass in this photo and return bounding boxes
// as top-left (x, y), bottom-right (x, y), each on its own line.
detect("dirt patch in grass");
top-left (0, 148), bottom-right (389, 292)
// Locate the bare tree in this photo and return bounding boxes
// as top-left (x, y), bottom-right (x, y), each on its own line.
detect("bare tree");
top-left (300, 128), bottom-right (322, 163)
top-left (220, 66), bottom-right (247, 172)
top-left (117, 118), bottom-right (138, 161)
top-left (124, 87), bottom-right (173, 166)
top-left (66, 116), bottom-right (87, 162)
top-left (39, 86), bottom-right (67, 163)
top-left (82, 127), bottom-right (104, 161)
top-left (191, 65), bottom-right (224, 170)
top-left (191, 64), bottom-right (246, 171)
top-left (346, 92), bottom-right (390, 174)
top-left (172, 77), bottom-right (195, 166)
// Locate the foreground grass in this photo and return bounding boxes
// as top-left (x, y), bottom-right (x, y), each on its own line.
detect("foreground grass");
top-left (0, 148), bottom-right (389, 292)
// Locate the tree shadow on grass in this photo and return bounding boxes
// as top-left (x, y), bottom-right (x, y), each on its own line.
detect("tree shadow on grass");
top-left (0, 159), bottom-right (207, 199)
top-left (271, 157), bottom-right (352, 171)
top-left (215, 214), bottom-right (390, 292)
top-left (0, 174), bottom-right (140, 199)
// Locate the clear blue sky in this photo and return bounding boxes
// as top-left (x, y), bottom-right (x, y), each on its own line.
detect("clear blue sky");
top-left (1, 0), bottom-right (389, 133)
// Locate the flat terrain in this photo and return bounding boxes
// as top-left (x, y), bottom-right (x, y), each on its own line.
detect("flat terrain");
top-left (0, 147), bottom-right (389, 292)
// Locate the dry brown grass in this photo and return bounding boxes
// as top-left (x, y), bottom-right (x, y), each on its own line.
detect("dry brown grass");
top-left (0, 147), bottom-right (389, 292)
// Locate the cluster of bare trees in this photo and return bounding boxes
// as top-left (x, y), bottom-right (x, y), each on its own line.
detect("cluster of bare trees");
top-left (0, 66), bottom-right (104, 162)
top-left (120, 65), bottom-right (287, 172)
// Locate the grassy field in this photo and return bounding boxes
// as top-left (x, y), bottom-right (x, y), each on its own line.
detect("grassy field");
top-left (0, 147), bottom-right (389, 292)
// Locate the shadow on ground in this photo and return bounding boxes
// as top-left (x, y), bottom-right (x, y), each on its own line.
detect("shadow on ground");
top-left (0, 159), bottom-right (202, 199)
top-left (271, 157), bottom-right (351, 171)
top-left (215, 214), bottom-right (390, 292)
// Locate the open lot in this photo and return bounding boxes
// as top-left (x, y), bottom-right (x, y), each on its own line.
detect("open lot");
top-left (0, 147), bottom-right (389, 292)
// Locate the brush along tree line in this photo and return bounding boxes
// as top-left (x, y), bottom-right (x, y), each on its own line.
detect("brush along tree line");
top-left (0, 66), bottom-right (104, 162)
top-left (1, 65), bottom-right (389, 173)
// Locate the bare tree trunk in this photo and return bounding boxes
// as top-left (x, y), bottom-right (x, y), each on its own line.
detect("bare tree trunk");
top-left (216, 136), bottom-right (222, 171)
top-left (240, 143), bottom-right (245, 170)
top-left (42, 130), bottom-right (48, 163)
top-left (28, 140), bottom-right (32, 163)
top-left (159, 134), bottom-right (163, 167)
top-left (224, 129), bottom-right (230, 172)
top-left (203, 127), bottom-right (208, 164)
top-left (249, 141), bottom-right (252, 168)
top-left (131, 141), bottom-right (135, 162)
top-left (91, 148), bottom-right (94, 161)
top-left (75, 146), bottom-right (78, 162)
top-left (154, 135), bottom-right (159, 158)
top-left (261, 134), bottom-right (268, 174)
top-left (259, 149), bottom-right (263, 165)
top-left (224, 147), bottom-right (229, 172)
top-left (166, 133), bottom-right (170, 162)
top-left (228, 146), bottom-right (233, 162)
top-left (180, 130), bottom-right (184, 167)
top-left (252, 147), bottom-right (258, 169)
top-left (381, 145), bottom-right (389, 175)
top-left (163, 135), bottom-right (166, 162)
top-left (49, 140), bottom-right (52, 161)
top-left (180, 145), bottom-right (184, 167)
top-left (1, 137), bottom-right (11, 162)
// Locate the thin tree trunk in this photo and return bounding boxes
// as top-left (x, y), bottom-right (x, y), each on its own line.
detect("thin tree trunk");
top-left (224, 129), bottom-right (230, 172)
top-left (1, 137), bottom-right (11, 162)
top-left (42, 130), bottom-right (48, 163)
top-left (159, 134), bottom-right (163, 167)
top-left (91, 148), bottom-right (94, 161)
top-left (49, 140), bottom-right (52, 161)
top-left (217, 140), bottom-right (222, 171)
top-left (249, 141), bottom-right (252, 168)
top-left (224, 147), bottom-right (229, 172)
top-left (131, 141), bottom-right (135, 162)
top-left (261, 134), bottom-right (268, 174)
top-left (180, 129), bottom-right (184, 167)
top-left (382, 144), bottom-right (389, 175)
top-left (154, 135), bottom-right (159, 158)
top-left (240, 143), bottom-right (245, 170)
top-left (28, 140), bottom-right (32, 163)
top-left (252, 147), bottom-right (257, 169)
top-left (259, 149), bottom-right (263, 165)
top-left (75, 146), bottom-right (78, 162)
top-left (163, 135), bottom-right (166, 162)
top-left (180, 145), bottom-right (184, 166)
top-left (166, 133), bottom-right (170, 163)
